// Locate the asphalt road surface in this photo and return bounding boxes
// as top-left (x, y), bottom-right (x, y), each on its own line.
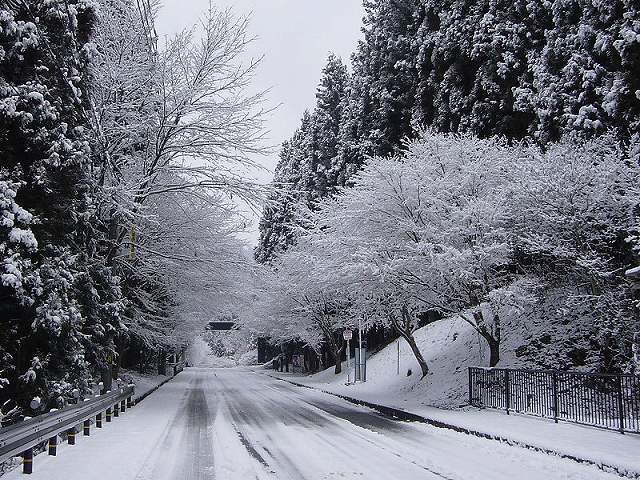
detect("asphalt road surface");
top-left (6, 368), bottom-right (625, 480)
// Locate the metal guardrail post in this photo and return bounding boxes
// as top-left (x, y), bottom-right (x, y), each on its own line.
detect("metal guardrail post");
top-left (106, 406), bottom-right (112, 422)
top-left (0, 385), bottom-right (135, 467)
top-left (114, 402), bottom-right (119, 417)
top-left (127, 396), bottom-right (133, 408)
top-left (552, 371), bottom-right (558, 423)
top-left (504, 369), bottom-right (510, 415)
top-left (48, 435), bottom-right (57, 456)
top-left (22, 448), bottom-right (33, 474)
top-left (468, 368), bottom-right (473, 406)
top-left (121, 399), bottom-right (126, 413)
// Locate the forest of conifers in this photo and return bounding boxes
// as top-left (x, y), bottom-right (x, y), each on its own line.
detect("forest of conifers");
top-left (253, 0), bottom-right (640, 378)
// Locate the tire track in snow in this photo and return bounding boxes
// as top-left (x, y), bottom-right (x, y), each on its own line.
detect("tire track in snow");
top-left (136, 372), bottom-right (216, 480)
top-left (216, 373), bottom-right (308, 480)
top-left (172, 375), bottom-right (216, 480)
top-left (216, 370), bottom-right (446, 479)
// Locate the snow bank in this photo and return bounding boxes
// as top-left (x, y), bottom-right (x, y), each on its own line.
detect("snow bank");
top-left (120, 370), bottom-right (166, 398)
top-left (297, 316), bottom-right (485, 408)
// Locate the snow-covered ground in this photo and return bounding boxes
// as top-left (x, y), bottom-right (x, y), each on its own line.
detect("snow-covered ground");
top-left (266, 318), bottom-right (640, 477)
top-left (3, 368), bottom-right (629, 480)
top-left (279, 317), bottom-right (489, 408)
top-left (121, 370), bottom-right (168, 399)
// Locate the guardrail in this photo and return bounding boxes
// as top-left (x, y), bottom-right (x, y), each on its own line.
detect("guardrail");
top-left (0, 385), bottom-right (134, 474)
top-left (469, 366), bottom-right (640, 433)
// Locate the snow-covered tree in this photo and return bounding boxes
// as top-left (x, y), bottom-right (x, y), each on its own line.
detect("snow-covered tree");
top-left (0, 0), bottom-right (107, 412)
top-left (255, 55), bottom-right (351, 264)
top-left (509, 134), bottom-right (640, 371)
top-left (260, 130), bottom-right (639, 375)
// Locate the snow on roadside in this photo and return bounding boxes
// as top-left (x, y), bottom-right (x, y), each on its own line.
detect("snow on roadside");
top-left (266, 317), bottom-right (640, 477)
top-left (273, 369), bottom-right (640, 478)
top-left (121, 370), bottom-right (168, 399)
top-left (293, 316), bottom-right (485, 408)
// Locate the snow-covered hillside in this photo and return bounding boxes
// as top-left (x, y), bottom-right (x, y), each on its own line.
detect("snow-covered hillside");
top-left (297, 307), bottom-right (586, 409)
top-left (299, 317), bottom-right (480, 408)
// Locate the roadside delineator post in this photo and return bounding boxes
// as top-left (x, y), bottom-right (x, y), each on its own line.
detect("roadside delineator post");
top-left (22, 448), bottom-right (33, 474)
top-left (48, 435), bottom-right (57, 456)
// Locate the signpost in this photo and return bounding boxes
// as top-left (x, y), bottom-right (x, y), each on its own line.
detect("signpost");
top-left (343, 329), bottom-right (352, 384)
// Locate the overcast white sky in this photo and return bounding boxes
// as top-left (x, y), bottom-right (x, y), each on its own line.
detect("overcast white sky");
top-left (155, 1), bottom-right (364, 244)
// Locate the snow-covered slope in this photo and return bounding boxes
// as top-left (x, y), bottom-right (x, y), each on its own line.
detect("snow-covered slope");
top-left (298, 305), bottom-right (585, 409)
top-left (301, 317), bottom-right (482, 408)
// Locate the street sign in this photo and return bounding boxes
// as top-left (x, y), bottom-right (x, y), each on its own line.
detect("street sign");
top-left (343, 329), bottom-right (352, 340)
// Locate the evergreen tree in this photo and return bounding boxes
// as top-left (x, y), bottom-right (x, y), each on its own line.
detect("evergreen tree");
top-left (0, 0), bottom-right (108, 413)
top-left (256, 56), bottom-right (351, 263)
top-left (313, 54), bottom-right (349, 190)
top-left (350, 0), bottom-right (423, 158)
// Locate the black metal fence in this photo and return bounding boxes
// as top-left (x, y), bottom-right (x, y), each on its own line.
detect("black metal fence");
top-left (468, 367), bottom-right (640, 433)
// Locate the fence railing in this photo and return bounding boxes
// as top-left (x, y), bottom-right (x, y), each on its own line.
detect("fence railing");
top-left (0, 385), bottom-right (134, 473)
top-left (468, 367), bottom-right (640, 433)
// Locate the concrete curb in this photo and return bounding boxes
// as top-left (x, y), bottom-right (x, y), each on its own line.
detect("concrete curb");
top-left (263, 372), bottom-right (639, 480)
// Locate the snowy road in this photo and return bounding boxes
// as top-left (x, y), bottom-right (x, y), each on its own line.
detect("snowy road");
top-left (6, 368), bottom-right (625, 480)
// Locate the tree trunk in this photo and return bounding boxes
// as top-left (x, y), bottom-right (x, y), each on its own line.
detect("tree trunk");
top-left (468, 312), bottom-right (501, 368)
top-left (486, 336), bottom-right (500, 367)
top-left (390, 307), bottom-right (429, 379)
top-left (404, 332), bottom-right (429, 378)
top-left (100, 366), bottom-right (112, 394)
top-left (334, 360), bottom-right (342, 374)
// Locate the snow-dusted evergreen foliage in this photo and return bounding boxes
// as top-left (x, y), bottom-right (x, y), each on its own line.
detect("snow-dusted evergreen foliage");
top-left (257, 0), bottom-right (640, 263)
top-left (0, 0), bottom-right (265, 417)
top-left (0, 0), bottom-right (107, 412)
top-left (255, 55), bottom-right (350, 263)
top-left (257, 131), bottom-right (640, 373)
